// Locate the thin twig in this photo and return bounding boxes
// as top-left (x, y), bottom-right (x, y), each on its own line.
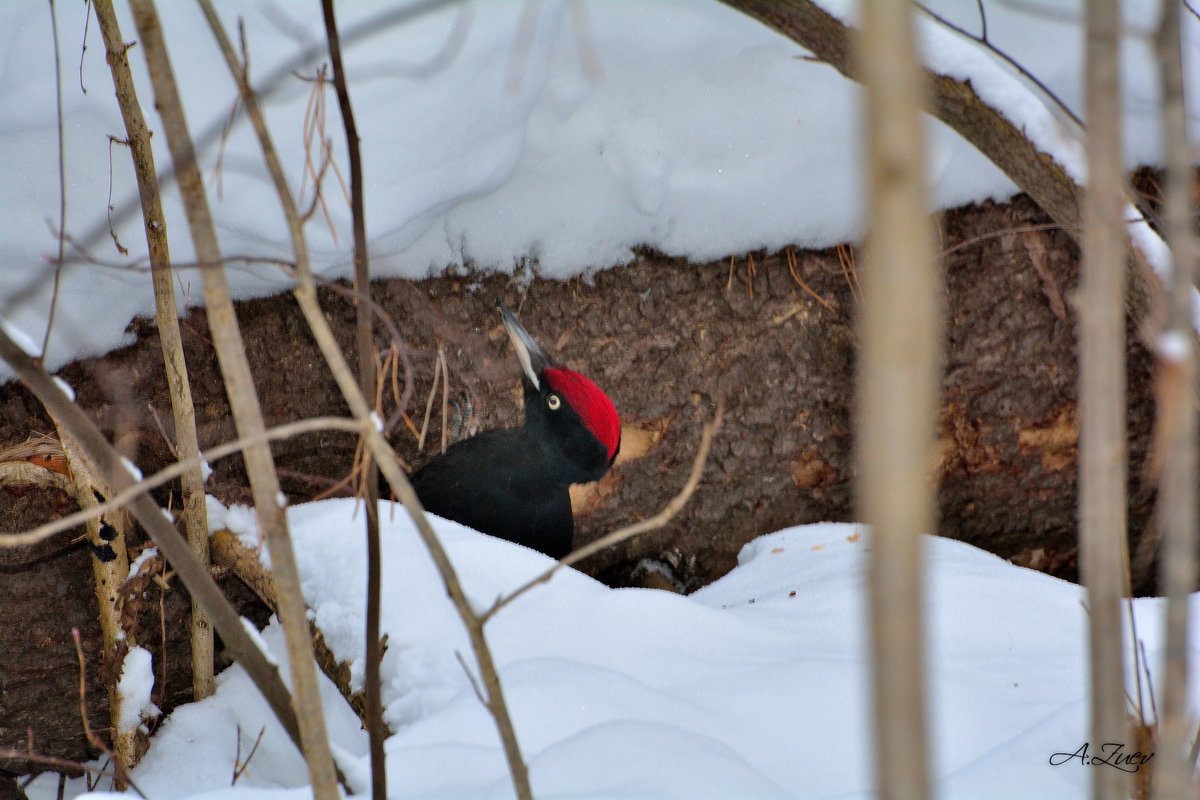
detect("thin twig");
top-left (836, 243), bottom-right (862, 303)
top-left (482, 404), bottom-right (722, 624)
top-left (92, 0), bottom-right (216, 704)
top-left (0, 416), bottom-right (363, 550)
top-left (439, 346), bottom-right (450, 454)
top-left (42, 0), bottom-right (68, 361)
top-left (455, 651), bottom-right (487, 705)
top-left (913, 1), bottom-right (1082, 128)
top-left (157, 553), bottom-right (168, 710)
top-left (231, 726), bottom-right (266, 786)
top-left (785, 246), bottom-right (836, 314)
top-left (299, 126), bottom-right (337, 225)
top-left (71, 630), bottom-right (148, 799)
top-left (105, 137), bottom-right (131, 255)
top-left (309, 274), bottom-right (416, 431)
top-left (418, 353), bottom-right (441, 452)
top-left (318, 2), bottom-right (386, 794)
top-left (940, 221), bottom-right (1078, 257)
top-left (0, 749), bottom-right (120, 783)
top-left (78, 0), bottom-right (92, 93)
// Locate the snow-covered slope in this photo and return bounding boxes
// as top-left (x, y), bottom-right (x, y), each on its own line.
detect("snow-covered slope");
top-left (24, 499), bottom-right (1181, 800)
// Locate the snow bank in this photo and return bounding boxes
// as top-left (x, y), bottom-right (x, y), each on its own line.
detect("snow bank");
top-left (23, 502), bottom-right (1189, 799)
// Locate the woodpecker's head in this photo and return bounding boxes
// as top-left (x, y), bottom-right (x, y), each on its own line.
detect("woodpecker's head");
top-left (499, 301), bottom-right (620, 479)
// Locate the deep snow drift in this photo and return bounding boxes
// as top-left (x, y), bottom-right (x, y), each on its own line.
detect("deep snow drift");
top-left (21, 500), bottom-right (1182, 800)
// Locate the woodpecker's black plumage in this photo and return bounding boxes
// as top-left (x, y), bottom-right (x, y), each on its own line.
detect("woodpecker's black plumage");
top-left (403, 302), bottom-right (620, 558)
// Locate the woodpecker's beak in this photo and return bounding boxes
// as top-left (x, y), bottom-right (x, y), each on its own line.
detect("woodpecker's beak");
top-left (498, 300), bottom-right (551, 391)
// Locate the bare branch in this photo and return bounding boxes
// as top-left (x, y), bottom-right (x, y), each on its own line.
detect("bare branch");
top-left (192, 2), bottom-right (532, 793)
top-left (1149, 1), bottom-right (1199, 795)
top-left (438, 346), bottom-right (450, 454)
top-left (231, 726), bottom-right (266, 787)
top-left (92, 0), bottom-right (215, 703)
top-left (856, 5), bottom-right (937, 797)
top-left (0, 749), bottom-right (119, 784)
top-left (128, 2), bottom-right (339, 792)
top-left (0, 416), bottom-right (361, 549)
top-left (41, 0), bottom-right (68, 360)
top-left (0, 459), bottom-right (72, 494)
top-left (913, 1), bottom-right (1082, 128)
top-left (318, 2), bottom-right (387, 796)
top-left (56, 422), bottom-right (141, 775)
top-left (1078, 5), bottom-right (1129, 800)
top-left (418, 353), bottom-right (441, 453)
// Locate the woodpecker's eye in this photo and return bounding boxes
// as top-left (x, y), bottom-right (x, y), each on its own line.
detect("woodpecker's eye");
top-left (547, 393), bottom-right (562, 411)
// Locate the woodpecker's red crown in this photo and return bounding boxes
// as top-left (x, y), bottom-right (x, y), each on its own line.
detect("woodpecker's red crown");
top-left (545, 366), bottom-right (620, 462)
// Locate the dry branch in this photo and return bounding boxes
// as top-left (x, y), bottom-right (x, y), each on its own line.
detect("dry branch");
top-left (91, 0), bottom-right (214, 703)
top-left (1150, 1), bottom-right (1198, 795)
top-left (856, 4), bottom-right (937, 799)
top-left (51, 421), bottom-right (145, 777)
top-left (0, 458), bottom-right (71, 494)
top-left (191, 3), bottom-right (531, 794)
top-left (126, 3), bottom-right (339, 792)
top-left (0, 417), bottom-right (361, 550)
top-left (1078, 5), bottom-right (1130, 800)
top-left (317, 3), bottom-right (388, 794)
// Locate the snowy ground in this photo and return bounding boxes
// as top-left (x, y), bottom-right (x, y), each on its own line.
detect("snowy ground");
top-left (20, 501), bottom-right (1189, 800)
top-left (5, 0), bottom-right (1198, 797)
